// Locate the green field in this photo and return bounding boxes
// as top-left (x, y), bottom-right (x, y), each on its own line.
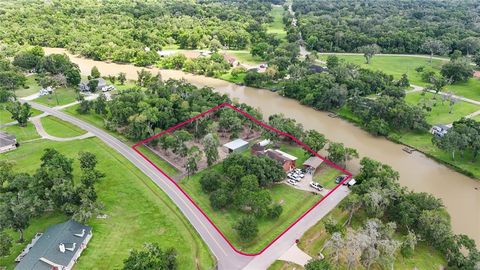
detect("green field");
top-left (298, 208), bottom-right (447, 270)
top-left (473, 114), bottom-right (480, 121)
top-left (35, 87), bottom-right (78, 107)
top-left (0, 138), bottom-right (214, 270)
top-left (0, 122), bottom-right (40, 142)
top-left (405, 92), bottom-right (480, 125)
top-left (227, 50), bottom-right (263, 65)
top-left (268, 260), bottom-right (304, 270)
top-left (14, 75), bottom-right (42, 98)
top-left (219, 71), bottom-right (247, 84)
top-left (394, 131), bottom-right (480, 178)
top-left (267, 5), bottom-right (287, 40)
top-left (322, 54), bottom-right (480, 101)
top-left (0, 106), bottom-right (43, 125)
top-left (179, 163), bottom-right (320, 253)
top-left (40, 115), bottom-right (87, 138)
top-left (314, 164), bottom-right (343, 189)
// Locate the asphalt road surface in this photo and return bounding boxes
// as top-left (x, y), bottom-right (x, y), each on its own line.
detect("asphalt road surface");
top-left (26, 101), bottom-right (350, 270)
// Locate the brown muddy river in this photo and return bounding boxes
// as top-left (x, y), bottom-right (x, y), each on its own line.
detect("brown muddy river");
top-left (44, 48), bottom-right (480, 246)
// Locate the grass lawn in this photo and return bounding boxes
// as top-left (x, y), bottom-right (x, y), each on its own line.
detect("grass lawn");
top-left (135, 145), bottom-right (179, 176)
top-left (226, 50), bottom-right (263, 65)
top-left (394, 131), bottom-right (480, 178)
top-left (15, 74), bottom-right (42, 98)
top-left (179, 163), bottom-right (320, 253)
top-left (0, 138), bottom-right (214, 270)
top-left (0, 122), bottom-right (40, 142)
top-left (473, 114), bottom-right (480, 121)
top-left (35, 87), bottom-right (78, 107)
top-left (314, 164), bottom-right (343, 190)
top-left (268, 261), bottom-right (304, 270)
top-left (278, 143), bottom-right (309, 167)
top-left (40, 115), bottom-right (87, 138)
top-left (405, 91), bottom-right (480, 125)
top-left (0, 106), bottom-right (42, 125)
top-left (445, 77), bottom-right (480, 102)
top-left (267, 5), bottom-right (287, 40)
top-left (298, 208), bottom-right (446, 270)
top-left (319, 55), bottom-right (445, 87)
top-left (219, 72), bottom-right (246, 84)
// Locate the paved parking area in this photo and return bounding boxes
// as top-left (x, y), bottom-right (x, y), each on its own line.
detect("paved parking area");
top-left (283, 171), bottom-right (332, 196)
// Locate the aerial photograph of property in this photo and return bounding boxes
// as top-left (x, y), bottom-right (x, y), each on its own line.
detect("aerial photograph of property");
top-left (0, 0), bottom-right (479, 269)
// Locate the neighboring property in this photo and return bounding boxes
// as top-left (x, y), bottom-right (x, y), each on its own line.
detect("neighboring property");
top-left (303, 156), bottom-right (324, 174)
top-left (0, 131), bottom-right (17, 153)
top-left (39, 86), bottom-right (54, 96)
top-left (430, 124), bottom-right (451, 137)
top-left (308, 64), bottom-right (328, 73)
top-left (15, 220), bottom-right (92, 270)
top-left (79, 78), bottom-right (107, 92)
top-left (251, 139), bottom-right (271, 153)
top-left (259, 149), bottom-right (297, 172)
top-left (223, 138), bottom-right (249, 153)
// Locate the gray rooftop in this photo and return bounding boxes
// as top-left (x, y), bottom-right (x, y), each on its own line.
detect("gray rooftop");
top-left (303, 156), bottom-right (324, 169)
top-left (223, 138), bottom-right (249, 150)
top-left (15, 220), bottom-right (92, 270)
top-left (0, 131), bottom-right (16, 147)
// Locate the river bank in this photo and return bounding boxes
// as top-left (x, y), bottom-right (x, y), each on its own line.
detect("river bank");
top-left (43, 47), bottom-right (480, 247)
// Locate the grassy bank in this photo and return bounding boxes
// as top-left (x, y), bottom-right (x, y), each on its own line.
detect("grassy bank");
top-left (179, 162), bottom-right (320, 253)
top-left (0, 138), bottom-right (214, 270)
top-left (40, 115), bottom-right (87, 138)
top-left (298, 208), bottom-right (447, 270)
top-left (0, 122), bottom-right (40, 141)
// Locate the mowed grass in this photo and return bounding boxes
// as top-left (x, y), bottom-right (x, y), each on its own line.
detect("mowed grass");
top-left (14, 74), bottom-right (42, 98)
top-left (279, 143), bottom-right (309, 167)
top-left (35, 87), bottom-right (78, 107)
top-left (0, 122), bottom-right (40, 142)
top-left (0, 107), bottom-right (42, 125)
top-left (135, 145), bottom-right (179, 176)
top-left (179, 163), bottom-right (320, 253)
top-left (445, 78), bottom-right (480, 102)
top-left (226, 50), bottom-right (263, 65)
top-left (319, 55), bottom-right (445, 86)
top-left (219, 72), bottom-right (247, 84)
top-left (267, 5), bottom-right (287, 40)
top-left (40, 115), bottom-right (87, 138)
top-left (298, 208), bottom-right (446, 270)
top-left (314, 164), bottom-right (343, 190)
top-left (0, 138), bottom-right (214, 270)
top-left (268, 260), bottom-right (304, 270)
top-left (394, 131), bottom-right (480, 178)
top-left (405, 91), bottom-right (480, 125)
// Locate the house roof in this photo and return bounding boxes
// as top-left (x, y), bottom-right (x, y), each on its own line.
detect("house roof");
top-left (0, 132), bottom-right (16, 147)
top-left (223, 138), bottom-right (249, 150)
top-left (263, 149), bottom-right (297, 163)
top-left (303, 156), bottom-right (324, 169)
top-left (274, 149), bottom-right (297, 161)
top-left (15, 220), bottom-right (92, 270)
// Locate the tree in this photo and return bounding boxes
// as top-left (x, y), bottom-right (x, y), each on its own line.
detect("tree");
top-left (233, 215), bottom-right (258, 241)
top-left (230, 66), bottom-right (246, 78)
top-left (303, 130), bottom-right (327, 155)
top-left (209, 38), bottom-right (222, 52)
top-left (122, 243), bottom-right (177, 270)
top-left (107, 75), bottom-right (116, 85)
top-left (94, 93), bottom-right (107, 115)
top-left (6, 101), bottom-right (32, 127)
top-left (358, 44), bottom-right (381, 64)
top-left (137, 69), bottom-right (152, 87)
top-left (396, 74), bottom-right (410, 87)
top-left (474, 54), bottom-right (480, 68)
top-left (267, 204), bottom-right (283, 219)
top-left (422, 38), bottom-right (446, 63)
top-left (87, 79), bottom-right (99, 92)
top-left (185, 146), bottom-right (201, 178)
top-left (322, 232), bottom-right (344, 266)
top-left (324, 216), bottom-right (342, 235)
top-left (0, 231), bottom-right (13, 256)
top-left (65, 67), bottom-right (81, 86)
top-left (441, 58), bottom-right (474, 83)
top-left (401, 230), bottom-right (417, 257)
top-left (118, 72), bottom-right (127, 85)
top-left (76, 99), bottom-right (92, 114)
top-left (326, 55), bottom-right (339, 69)
top-left (200, 171), bottom-right (223, 193)
top-left (327, 142), bottom-right (358, 169)
top-left (340, 193), bottom-right (362, 226)
top-left (79, 151), bottom-right (97, 171)
top-left (0, 192), bottom-right (37, 242)
top-left (0, 70), bottom-right (26, 91)
top-left (210, 189), bottom-right (229, 210)
top-left (202, 133), bottom-right (220, 166)
top-left (12, 50), bottom-right (43, 70)
top-left (91, 66), bottom-right (101, 78)
top-left (305, 259), bottom-right (331, 270)
top-left (457, 37), bottom-right (480, 56)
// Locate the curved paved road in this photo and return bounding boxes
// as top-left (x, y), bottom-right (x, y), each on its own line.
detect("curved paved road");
top-left (25, 101), bottom-right (350, 269)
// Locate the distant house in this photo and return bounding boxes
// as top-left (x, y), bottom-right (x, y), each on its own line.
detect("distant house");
top-left (39, 86), bottom-right (53, 96)
top-left (303, 156), bottom-right (324, 174)
top-left (222, 54), bottom-right (239, 66)
top-left (79, 78), bottom-right (107, 92)
top-left (309, 64), bottom-right (328, 73)
top-left (259, 149), bottom-right (297, 172)
top-left (251, 139), bottom-right (271, 154)
top-left (0, 131), bottom-right (17, 153)
top-left (223, 138), bottom-right (249, 153)
top-left (157, 50), bottom-right (176, 57)
top-left (15, 220), bottom-right (92, 270)
top-left (430, 125), bottom-right (451, 137)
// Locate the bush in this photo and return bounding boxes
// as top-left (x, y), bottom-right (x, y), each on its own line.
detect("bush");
top-left (366, 118), bottom-right (390, 136)
top-left (209, 189), bottom-right (229, 210)
top-left (0, 231), bottom-right (12, 256)
top-left (267, 204), bottom-right (283, 219)
top-left (233, 215), bottom-right (258, 241)
top-left (199, 171), bottom-right (223, 193)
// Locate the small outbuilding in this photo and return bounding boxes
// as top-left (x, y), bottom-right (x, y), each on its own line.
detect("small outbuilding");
top-left (223, 138), bottom-right (249, 153)
top-left (303, 156), bottom-right (324, 174)
top-left (15, 220), bottom-right (92, 270)
top-left (0, 131), bottom-right (17, 153)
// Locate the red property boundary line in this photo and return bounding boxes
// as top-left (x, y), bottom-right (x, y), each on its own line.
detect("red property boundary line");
top-left (132, 102), bottom-right (353, 256)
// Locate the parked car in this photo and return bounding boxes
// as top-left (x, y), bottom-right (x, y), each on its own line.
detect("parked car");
top-left (310, 182), bottom-right (323, 191)
top-left (343, 178), bottom-right (357, 187)
top-left (101, 85), bottom-right (115, 92)
top-left (335, 175), bottom-right (348, 184)
top-left (287, 179), bottom-right (297, 186)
